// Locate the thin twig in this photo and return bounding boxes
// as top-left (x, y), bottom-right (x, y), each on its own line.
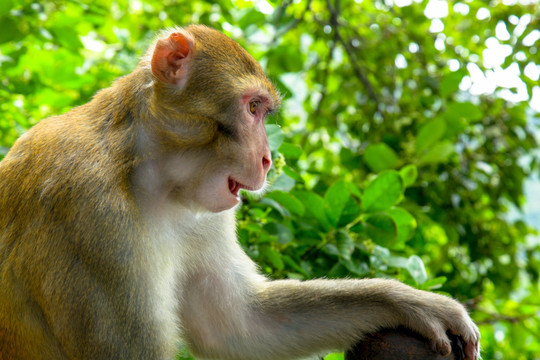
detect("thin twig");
top-left (270, 0), bottom-right (313, 46)
top-left (325, 0), bottom-right (381, 109)
top-left (313, 41), bottom-right (337, 120)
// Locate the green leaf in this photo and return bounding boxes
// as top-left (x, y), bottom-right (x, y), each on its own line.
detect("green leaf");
top-left (336, 230), bottom-right (354, 260)
top-left (260, 245), bottom-right (284, 271)
top-left (399, 164), bottom-right (418, 188)
top-left (238, 8), bottom-right (267, 29)
top-left (50, 25), bottom-right (83, 51)
top-left (265, 124), bottom-right (284, 151)
top-left (364, 214), bottom-right (398, 248)
top-left (282, 166), bottom-right (303, 182)
top-left (362, 171), bottom-right (403, 212)
top-left (267, 44), bottom-right (304, 72)
top-left (446, 102), bottom-right (483, 122)
top-left (387, 207), bottom-right (417, 244)
top-left (418, 140), bottom-right (454, 165)
top-left (338, 197), bottom-right (363, 227)
top-left (34, 89), bottom-right (75, 108)
top-left (324, 243), bottom-right (340, 256)
top-left (0, 0), bottom-right (14, 16)
top-left (324, 179), bottom-right (351, 228)
top-left (279, 142), bottom-right (303, 159)
top-left (0, 17), bottom-right (23, 44)
top-left (406, 255), bottom-right (428, 285)
top-left (293, 190), bottom-right (332, 231)
top-left (364, 143), bottom-right (399, 172)
top-left (265, 190), bottom-right (305, 216)
top-left (340, 257), bottom-right (370, 276)
top-left (259, 198), bottom-right (288, 218)
top-left (416, 118), bottom-right (446, 153)
top-left (386, 255), bottom-right (409, 269)
top-left (270, 172), bottom-right (296, 192)
top-left (263, 222), bottom-right (293, 244)
top-left (422, 276), bottom-right (447, 290)
top-left (324, 353), bottom-right (345, 360)
top-left (282, 255), bottom-right (310, 278)
top-left (440, 69), bottom-right (466, 98)
top-left (345, 181), bottom-right (363, 199)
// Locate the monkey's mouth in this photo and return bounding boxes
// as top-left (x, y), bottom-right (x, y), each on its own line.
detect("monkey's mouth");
top-left (228, 177), bottom-right (244, 197)
top-left (228, 177), bottom-right (255, 197)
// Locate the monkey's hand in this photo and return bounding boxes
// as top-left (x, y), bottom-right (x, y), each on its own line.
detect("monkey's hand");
top-left (395, 285), bottom-right (480, 360)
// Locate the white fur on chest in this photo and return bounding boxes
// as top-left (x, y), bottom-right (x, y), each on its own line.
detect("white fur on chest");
top-left (143, 207), bottom-right (237, 343)
top-left (144, 205), bottom-right (265, 353)
top-left (143, 211), bottom-right (184, 355)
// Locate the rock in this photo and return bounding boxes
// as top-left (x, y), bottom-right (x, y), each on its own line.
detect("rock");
top-left (344, 328), bottom-right (465, 360)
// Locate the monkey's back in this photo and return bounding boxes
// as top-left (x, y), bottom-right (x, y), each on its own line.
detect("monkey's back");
top-left (0, 106), bottom-right (150, 360)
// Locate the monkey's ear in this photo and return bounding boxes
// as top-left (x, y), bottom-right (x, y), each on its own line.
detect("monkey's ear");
top-left (151, 32), bottom-right (193, 87)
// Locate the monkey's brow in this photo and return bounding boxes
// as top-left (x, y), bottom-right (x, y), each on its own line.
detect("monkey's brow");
top-left (258, 93), bottom-right (280, 111)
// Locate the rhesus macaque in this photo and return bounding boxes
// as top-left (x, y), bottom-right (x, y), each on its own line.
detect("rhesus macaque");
top-left (0, 25), bottom-right (480, 360)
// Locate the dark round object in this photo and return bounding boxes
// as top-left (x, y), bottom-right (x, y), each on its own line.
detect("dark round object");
top-left (345, 328), bottom-right (465, 360)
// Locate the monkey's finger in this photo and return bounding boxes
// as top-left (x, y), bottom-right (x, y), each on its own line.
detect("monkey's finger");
top-left (435, 339), bottom-right (452, 357)
top-left (464, 341), bottom-right (479, 360)
top-left (427, 326), bottom-right (452, 356)
top-left (460, 319), bottom-right (480, 360)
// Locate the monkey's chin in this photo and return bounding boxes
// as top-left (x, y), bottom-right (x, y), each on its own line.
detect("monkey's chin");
top-left (204, 195), bottom-right (240, 213)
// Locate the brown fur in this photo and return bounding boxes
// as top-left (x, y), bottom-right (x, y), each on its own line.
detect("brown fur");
top-left (0, 25), bottom-right (478, 360)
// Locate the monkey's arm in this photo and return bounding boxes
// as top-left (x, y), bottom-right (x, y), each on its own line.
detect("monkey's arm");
top-left (179, 244), bottom-right (479, 360)
top-left (253, 279), bottom-right (477, 358)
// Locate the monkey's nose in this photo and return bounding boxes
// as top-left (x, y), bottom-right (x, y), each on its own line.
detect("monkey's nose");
top-left (262, 155), bottom-right (271, 173)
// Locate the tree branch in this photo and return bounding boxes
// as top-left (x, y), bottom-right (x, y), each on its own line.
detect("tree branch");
top-left (325, 0), bottom-right (381, 109)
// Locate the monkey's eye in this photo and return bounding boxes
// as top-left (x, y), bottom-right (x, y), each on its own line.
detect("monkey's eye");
top-left (248, 100), bottom-right (259, 115)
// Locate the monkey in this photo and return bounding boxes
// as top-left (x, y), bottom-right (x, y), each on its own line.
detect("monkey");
top-left (0, 25), bottom-right (480, 360)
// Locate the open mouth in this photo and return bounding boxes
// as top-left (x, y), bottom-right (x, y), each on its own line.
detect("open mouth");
top-left (228, 177), bottom-right (256, 197)
top-left (229, 177), bottom-right (243, 197)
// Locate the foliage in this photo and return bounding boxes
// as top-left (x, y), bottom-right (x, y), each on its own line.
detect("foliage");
top-left (1, 0), bottom-right (539, 359)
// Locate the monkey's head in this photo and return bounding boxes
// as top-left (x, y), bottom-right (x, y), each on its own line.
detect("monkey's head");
top-left (144, 25), bottom-right (280, 213)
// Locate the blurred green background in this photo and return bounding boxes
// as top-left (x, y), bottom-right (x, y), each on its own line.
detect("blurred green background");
top-left (1, 0), bottom-right (539, 359)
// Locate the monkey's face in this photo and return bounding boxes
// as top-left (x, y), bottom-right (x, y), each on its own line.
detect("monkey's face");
top-left (192, 89), bottom-right (275, 213)
top-left (152, 92), bottom-right (273, 213)
top-left (145, 26), bottom-right (280, 213)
